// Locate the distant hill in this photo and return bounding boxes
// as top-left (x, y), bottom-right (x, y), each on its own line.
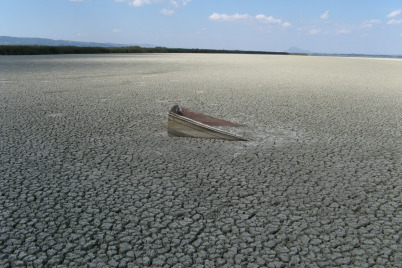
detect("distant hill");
top-left (0, 36), bottom-right (155, 48)
top-left (310, 52), bottom-right (402, 59)
top-left (286, 46), bottom-right (312, 54)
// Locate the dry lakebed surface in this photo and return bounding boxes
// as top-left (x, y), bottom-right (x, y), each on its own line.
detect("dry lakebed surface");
top-left (1, 54), bottom-right (401, 267)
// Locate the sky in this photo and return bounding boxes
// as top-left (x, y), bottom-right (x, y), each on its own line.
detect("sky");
top-left (1, 0), bottom-right (401, 55)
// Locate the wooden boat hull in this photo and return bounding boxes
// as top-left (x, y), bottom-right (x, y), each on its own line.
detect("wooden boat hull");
top-left (168, 112), bottom-right (248, 141)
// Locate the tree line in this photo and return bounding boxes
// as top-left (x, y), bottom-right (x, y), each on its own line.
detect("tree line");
top-left (0, 45), bottom-right (300, 56)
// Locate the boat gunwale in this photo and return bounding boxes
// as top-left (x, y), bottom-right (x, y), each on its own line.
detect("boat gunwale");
top-left (168, 111), bottom-right (248, 141)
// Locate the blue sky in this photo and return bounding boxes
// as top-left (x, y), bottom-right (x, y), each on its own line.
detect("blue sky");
top-left (1, 0), bottom-right (401, 54)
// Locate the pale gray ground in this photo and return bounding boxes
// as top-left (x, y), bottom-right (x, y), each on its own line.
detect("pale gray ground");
top-left (1, 54), bottom-right (401, 267)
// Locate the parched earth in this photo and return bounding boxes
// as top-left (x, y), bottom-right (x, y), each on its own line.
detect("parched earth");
top-left (1, 54), bottom-right (401, 267)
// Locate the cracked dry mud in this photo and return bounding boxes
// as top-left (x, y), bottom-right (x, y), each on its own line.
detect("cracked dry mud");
top-left (1, 54), bottom-right (401, 267)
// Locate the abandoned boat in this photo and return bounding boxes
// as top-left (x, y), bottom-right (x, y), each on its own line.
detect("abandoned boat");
top-left (168, 105), bottom-right (248, 141)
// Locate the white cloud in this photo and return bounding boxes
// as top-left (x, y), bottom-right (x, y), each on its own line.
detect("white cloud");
top-left (116, 0), bottom-right (191, 14)
top-left (115, 0), bottom-right (151, 6)
top-left (309, 29), bottom-right (321, 35)
top-left (209, 13), bottom-right (250, 22)
top-left (197, 27), bottom-right (207, 34)
top-left (210, 13), bottom-right (291, 28)
top-left (112, 29), bottom-right (123, 33)
top-left (70, 0), bottom-right (85, 2)
top-left (169, 0), bottom-right (190, 8)
top-left (256, 14), bottom-right (282, 24)
top-left (387, 9), bottom-right (402, 18)
top-left (161, 8), bottom-right (174, 15)
top-left (337, 29), bottom-right (351, 34)
top-left (116, 0), bottom-right (191, 7)
top-left (387, 19), bottom-right (402, 24)
top-left (130, 0), bottom-right (151, 6)
top-left (320, 10), bottom-right (329, 20)
top-left (362, 19), bottom-right (381, 28)
top-left (255, 15), bottom-right (291, 27)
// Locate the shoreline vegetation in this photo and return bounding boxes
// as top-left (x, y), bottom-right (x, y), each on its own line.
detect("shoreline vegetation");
top-left (0, 45), bottom-right (306, 56)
